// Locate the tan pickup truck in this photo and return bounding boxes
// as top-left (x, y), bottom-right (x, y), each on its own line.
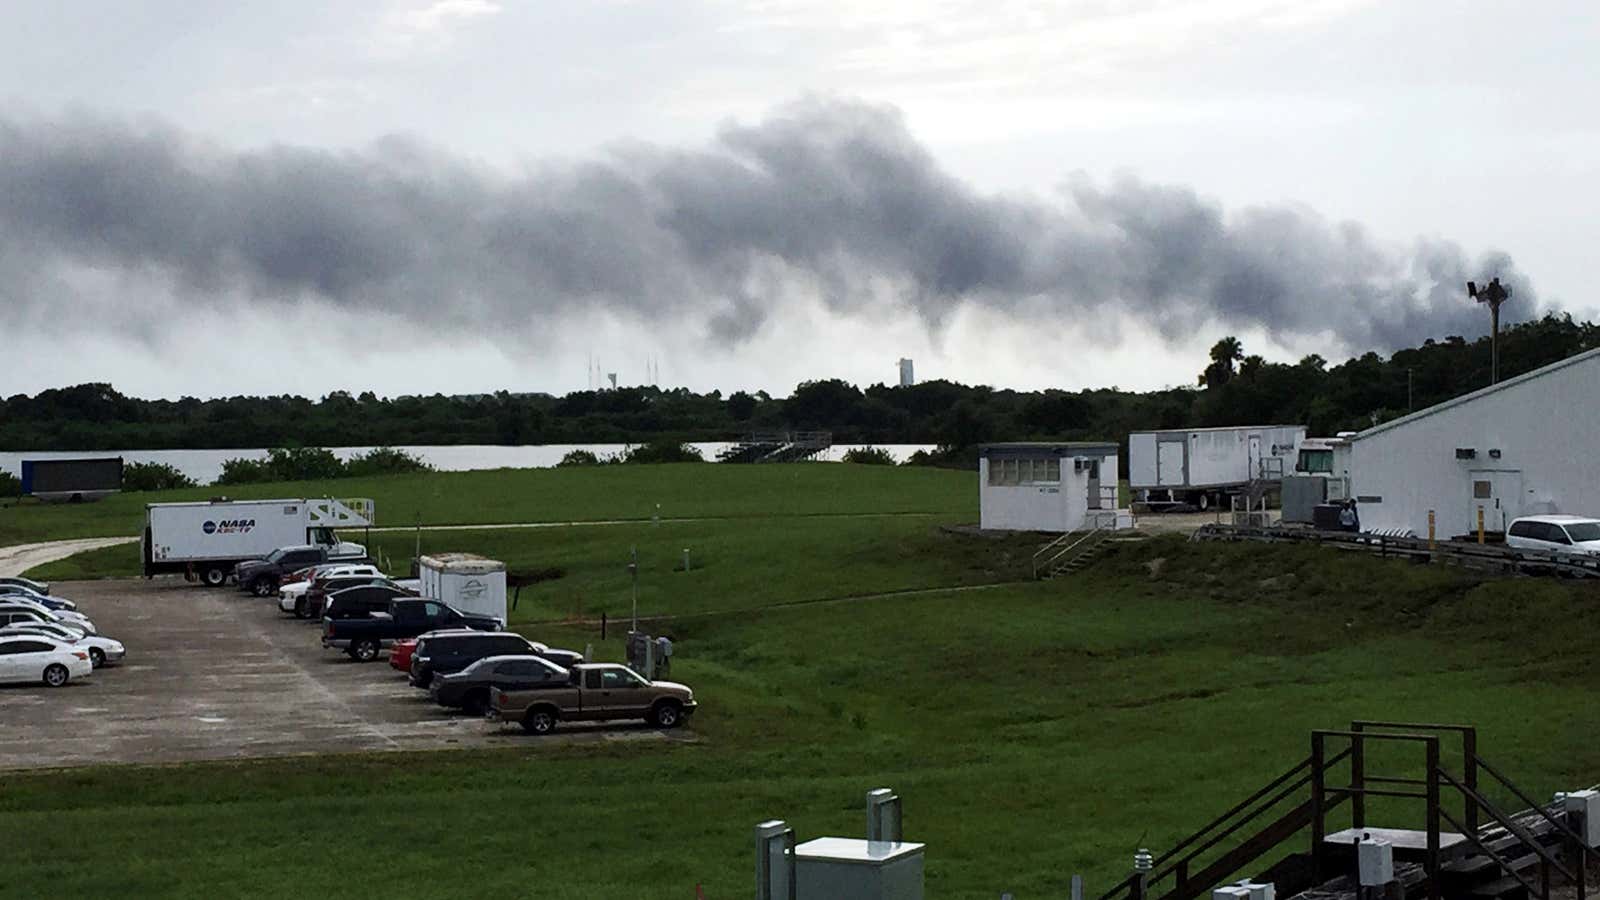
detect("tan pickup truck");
top-left (487, 662), bottom-right (696, 735)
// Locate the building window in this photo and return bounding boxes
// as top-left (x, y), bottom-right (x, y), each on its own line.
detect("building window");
top-left (988, 456), bottom-right (1062, 486)
top-left (1473, 480), bottom-right (1492, 499)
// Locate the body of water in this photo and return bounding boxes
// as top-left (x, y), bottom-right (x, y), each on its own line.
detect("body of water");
top-left (0, 444), bottom-right (938, 485)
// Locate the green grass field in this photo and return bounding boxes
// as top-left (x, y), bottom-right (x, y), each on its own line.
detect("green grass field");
top-left (8, 532), bottom-right (1600, 899)
top-left (0, 462), bottom-right (974, 547)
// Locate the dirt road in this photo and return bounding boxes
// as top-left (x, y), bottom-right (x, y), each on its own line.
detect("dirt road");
top-left (0, 537), bottom-right (137, 578)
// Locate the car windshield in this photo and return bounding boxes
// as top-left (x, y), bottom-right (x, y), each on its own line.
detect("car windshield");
top-left (1563, 522), bottom-right (1600, 542)
top-left (266, 549), bottom-right (288, 563)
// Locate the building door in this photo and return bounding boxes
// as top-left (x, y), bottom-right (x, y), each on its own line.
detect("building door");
top-left (1157, 441), bottom-right (1185, 486)
top-left (1247, 435), bottom-right (1263, 480)
top-left (1086, 461), bottom-right (1102, 509)
top-left (1468, 470), bottom-right (1523, 533)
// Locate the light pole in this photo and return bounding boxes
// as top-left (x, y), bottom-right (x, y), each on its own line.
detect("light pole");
top-left (1467, 278), bottom-right (1511, 384)
top-left (628, 546), bottom-right (639, 632)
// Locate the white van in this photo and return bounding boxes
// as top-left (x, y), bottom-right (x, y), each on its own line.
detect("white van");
top-left (1505, 515), bottom-right (1600, 556)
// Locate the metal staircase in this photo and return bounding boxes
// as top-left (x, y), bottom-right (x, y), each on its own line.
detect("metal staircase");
top-left (717, 432), bottom-right (833, 464)
top-left (1032, 511), bottom-right (1120, 579)
top-left (1232, 458), bottom-right (1284, 527)
top-left (1094, 722), bottom-right (1597, 900)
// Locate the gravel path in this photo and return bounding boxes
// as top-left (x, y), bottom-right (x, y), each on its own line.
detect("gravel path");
top-left (0, 537), bottom-right (138, 578)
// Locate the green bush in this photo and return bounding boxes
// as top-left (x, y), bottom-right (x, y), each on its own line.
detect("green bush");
top-left (618, 441), bottom-right (704, 464)
top-left (556, 449), bottom-right (603, 467)
top-left (122, 461), bottom-right (198, 492)
top-left (343, 447), bottom-right (432, 477)
top-left (841, 446), bottom-right (895, 465)
top-left (0, 471), bottom-right (20, 498)
top-left (264, 447), bottom-right (345, 481)
top-left (215, 457), bottom-right (273, 485)
top-left (902, 444), bottom-right (979, 470)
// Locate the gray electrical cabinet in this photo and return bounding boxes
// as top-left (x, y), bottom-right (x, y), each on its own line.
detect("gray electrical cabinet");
top-left (794, 837), bottom-right (924, 900)
top-left (1281, 475), bottom-right (1328, 524)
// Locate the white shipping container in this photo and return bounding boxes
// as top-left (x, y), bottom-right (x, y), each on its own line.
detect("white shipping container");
top-left (419, 553), bottom-right (507, 624)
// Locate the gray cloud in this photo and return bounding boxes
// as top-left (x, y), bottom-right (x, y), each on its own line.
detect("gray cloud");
top-left (0, 98), bottom-right (1535, 353)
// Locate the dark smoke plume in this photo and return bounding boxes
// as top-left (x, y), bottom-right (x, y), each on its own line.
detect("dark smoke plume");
top-left (0, 98), bottom-right (1535, 350)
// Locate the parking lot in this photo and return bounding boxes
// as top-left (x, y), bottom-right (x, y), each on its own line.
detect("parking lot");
top-left (0, 577), bottom-right (686, 771)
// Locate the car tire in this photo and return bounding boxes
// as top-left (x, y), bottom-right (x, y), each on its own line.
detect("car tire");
top-left (294, 597), bottom-right (309, 619)
top-left (651, 700), bottom-right (683, 728)
top-left (251, 579), bottom-right (275, 597)
top-left (522, 708), bottom-right (557, 735)
top-left (89, 647), bottom-right (105, 668)
top-left (43, 664), bottom-right (70, 687)
top-left (201, 566), bottom-right (227, 588)
top-left (352, 639), bottom-right (380, 662)
top-left (462, 690), bottom-right (489, 716)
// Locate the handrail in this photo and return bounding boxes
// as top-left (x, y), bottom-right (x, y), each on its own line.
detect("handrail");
top-left (1473, 754), bottom-right (1600, 867)
top-left (1438, 806), bottom-right (1548, 900)
top-left (1155, 747), bottom-right (1353, 870)
top-left (1030, 532), bottom-right (1073, 578)
top-left (1435, 767), bottom-right (1575, 884)
top-left (1094, 746), bottom-right (1353, 900)
top-left (1031, 521), bottom-right (1115, 578)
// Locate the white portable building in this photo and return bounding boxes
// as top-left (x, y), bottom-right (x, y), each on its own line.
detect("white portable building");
top-left (1342, 347), bottom-right (1600, 537)
top-left (978, 442), bottom-right (1133, 533)
top-left (1128, 425), bottom-right (1306, 506)
top-left (418, 553), bottom-right (507, 623)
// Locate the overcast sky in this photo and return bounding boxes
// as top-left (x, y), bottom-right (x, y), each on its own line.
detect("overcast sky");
top-left (2, 0), bottom-right (1595, 400)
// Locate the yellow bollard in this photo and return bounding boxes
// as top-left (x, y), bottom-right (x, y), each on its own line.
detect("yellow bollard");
top-left (1428, 510), bottom-right (1436, 550)
top-left (1477, 508), bottom-right (1485, 544)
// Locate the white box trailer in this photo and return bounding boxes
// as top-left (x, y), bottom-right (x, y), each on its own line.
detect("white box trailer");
top-left (142, 497), bottom-right (374, 584)
top-left (418, 553), bottom-right (507, 625)
top-left (1129, 425), bottom-right (1306, 508)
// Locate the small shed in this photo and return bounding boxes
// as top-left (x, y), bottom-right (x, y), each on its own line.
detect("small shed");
top-left (1344, 346), bottom-right (1600, 537)
top-left (978, 442), bottom-right (1132, 533)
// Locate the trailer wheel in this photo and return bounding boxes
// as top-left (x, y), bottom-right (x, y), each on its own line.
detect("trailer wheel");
top-left (200, 566), bottom-right (228, 588)
top-left (1194, 492), bottom-right (1210, 511)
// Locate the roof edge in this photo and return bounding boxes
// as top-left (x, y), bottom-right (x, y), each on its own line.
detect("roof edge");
top-left (1354, 345), bottom-right (1600, 441)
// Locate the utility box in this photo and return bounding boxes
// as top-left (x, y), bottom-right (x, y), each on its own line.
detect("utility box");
top-left (1565, 789), bottom-right (1600, 847)
top-left (1359, 835), bottom-right (1395, 886)
top-left (1241, 883), bottom-right (1275, 900)
top-left (1213, 885), bottom-right (1251, 900)
top-left (794, 837), bottom-right (924, 900)
top-left (1280, 476), bottom-right (1327, 524)
top-left (418, 554), bottom-right (507, 624)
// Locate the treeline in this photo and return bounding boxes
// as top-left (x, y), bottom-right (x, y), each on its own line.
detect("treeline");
top-left (2, 314), bottom-right (1594, 453)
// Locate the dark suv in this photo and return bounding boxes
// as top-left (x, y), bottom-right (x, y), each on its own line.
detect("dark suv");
top-left (409, 631), bottom-right (550, 688)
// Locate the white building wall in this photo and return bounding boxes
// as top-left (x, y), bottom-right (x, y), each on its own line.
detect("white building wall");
top-left (979, 452), bottom-right (1127, 532)
top-left (1349, 353), bottom-right (1600, 536)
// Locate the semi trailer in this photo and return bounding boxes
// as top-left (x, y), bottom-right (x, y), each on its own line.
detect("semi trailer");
top-left (1129, 425), bottom-right (1306, 509)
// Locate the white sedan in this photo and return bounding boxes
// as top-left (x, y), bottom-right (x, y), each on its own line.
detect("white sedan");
top-left (0, 599), bottom-right (96, 635)
top-left (0, 624), bottom-right (125, 668)
top-left (0, 634), bottom-right (93, 686)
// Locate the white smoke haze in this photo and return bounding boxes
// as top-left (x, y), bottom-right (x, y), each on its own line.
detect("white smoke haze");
top-left (0, 96), bottom-right (1538, 368)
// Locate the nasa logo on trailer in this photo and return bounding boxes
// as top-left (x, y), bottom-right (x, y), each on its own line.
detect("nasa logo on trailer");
top-left (460, 578), bottom-right (487, 602)
top-left (203, 521), bottom-right (217, 534)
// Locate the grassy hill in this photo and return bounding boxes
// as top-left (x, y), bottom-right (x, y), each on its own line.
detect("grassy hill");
top-left (7, 536), bottom-right (1600, 899)
top-left (1, 461), bottom-right (974, 547)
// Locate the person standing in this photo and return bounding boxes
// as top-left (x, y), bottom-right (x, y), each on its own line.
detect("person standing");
top-left (655, 634), bottom-right (673, 677)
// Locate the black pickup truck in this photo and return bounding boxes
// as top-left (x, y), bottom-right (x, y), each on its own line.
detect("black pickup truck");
top-left (322, 599), bottom-right (502, 661)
